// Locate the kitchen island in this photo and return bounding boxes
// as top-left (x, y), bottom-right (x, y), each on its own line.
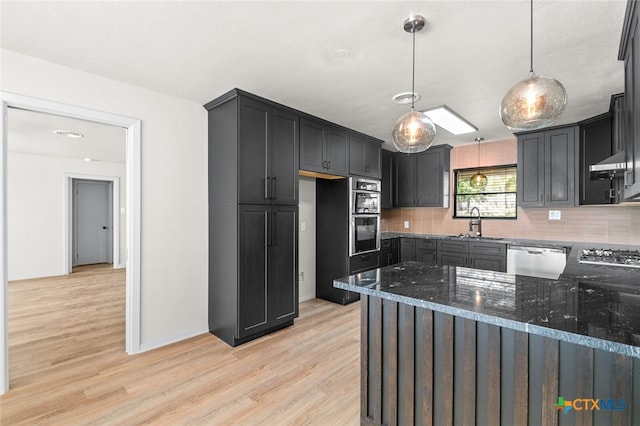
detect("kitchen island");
top-left (334, 260), bottom-right (640, 425)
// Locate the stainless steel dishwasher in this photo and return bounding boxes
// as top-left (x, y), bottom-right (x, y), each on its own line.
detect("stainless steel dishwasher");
top-left (506, 245), bottom-right (567, 279)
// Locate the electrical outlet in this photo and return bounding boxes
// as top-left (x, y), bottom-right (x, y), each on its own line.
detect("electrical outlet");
top-left (404, 221), bottom-right (410, 229)
top-left (298, 272), bottom-right (304, 281)
top-left (300, 221), bottom-right (306, 231)
top-left (549, 210), bottom-right (562, 221)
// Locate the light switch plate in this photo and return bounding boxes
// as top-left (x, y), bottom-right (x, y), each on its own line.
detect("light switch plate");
top-left (300, 221), bottom-right (306, 231)
top-left (549, 210), bottom-right (562, 220)
top-left (404, 221), bottom-right (410, 229)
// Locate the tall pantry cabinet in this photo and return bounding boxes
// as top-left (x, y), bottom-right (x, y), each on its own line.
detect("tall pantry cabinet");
top-left (205, 89), bottom-right (299, 347)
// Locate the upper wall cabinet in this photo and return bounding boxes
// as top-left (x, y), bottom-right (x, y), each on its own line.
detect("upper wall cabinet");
top-left (238, 97), bottom-right (299, 205)
top-left (516, 125), bottom-right (578, 208)
top-left (394, 145), bottom-right (452, 208)
top-left (620, 0), bottom-right (640, 200)
top-left (349, 134), bottom-right (382, 179)
top-left (380, 149), bottom-right (394, 209)
top-left (300, 118), bottom-right (349, 177)
top-left (578, 113), bottom-right (616, 205)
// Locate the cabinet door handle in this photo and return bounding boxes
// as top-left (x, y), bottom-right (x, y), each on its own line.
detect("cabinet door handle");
top-left (271, 177), bottom-right (277, 200)
top-left (327, 160), bottom-right (331, 169)
top-left (265, 176), bottom-right (270, 200)
top-left (266, 211), bottom-right (271, 247)
top-left (272, 212), bottom-right (278, 246)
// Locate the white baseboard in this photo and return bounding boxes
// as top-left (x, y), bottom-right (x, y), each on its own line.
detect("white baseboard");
top-left (299, 294), bottom-right (316, 303)
top-left (138, 325), bottom-right (209, 353)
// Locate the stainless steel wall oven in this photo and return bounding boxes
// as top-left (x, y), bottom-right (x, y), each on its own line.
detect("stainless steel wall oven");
top-left (349, 177), bottom-right (381, 256)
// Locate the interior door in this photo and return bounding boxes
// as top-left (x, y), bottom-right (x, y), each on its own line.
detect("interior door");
top-left (73, 179), bottom-right (112, 266)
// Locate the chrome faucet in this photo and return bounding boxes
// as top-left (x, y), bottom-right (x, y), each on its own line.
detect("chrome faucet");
top-left (469, 207), bottom-right (482, 237)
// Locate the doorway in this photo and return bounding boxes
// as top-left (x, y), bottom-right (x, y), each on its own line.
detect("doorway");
top-left (73, 179), bottom-right (114, 267)
top-left (0, 92), bottom-right (142, 394)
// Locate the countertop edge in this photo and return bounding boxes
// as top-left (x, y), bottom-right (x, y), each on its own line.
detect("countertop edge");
top-left (334, 279), bottom-right (640, 359)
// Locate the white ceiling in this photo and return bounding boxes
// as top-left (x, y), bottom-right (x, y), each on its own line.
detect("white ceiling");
top-left (0, 1), bottom-right (629, 151)
top-left (8, 108), bottom-right (126, 164)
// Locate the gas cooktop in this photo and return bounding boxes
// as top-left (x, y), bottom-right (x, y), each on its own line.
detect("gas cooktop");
top-left (578, 248), bottom-right (640, 268)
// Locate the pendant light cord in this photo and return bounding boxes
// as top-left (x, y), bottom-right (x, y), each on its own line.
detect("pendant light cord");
top-left (411, 27), bottom-right (416, 109)
top-left (530, 0), bottom-right (534, 73)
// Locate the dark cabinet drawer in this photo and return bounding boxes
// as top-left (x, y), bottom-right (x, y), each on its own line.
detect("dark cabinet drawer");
top-left (468, 241), bottom-right (507, 257)
top-left (350, 252), bottom-right (380, 273)
top-left (437, 240), bottom-right (469, 253)
top-left (416, 239), bottom-right (437, 251)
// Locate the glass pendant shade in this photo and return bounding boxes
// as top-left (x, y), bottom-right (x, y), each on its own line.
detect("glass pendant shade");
top-left (392, 109), bottom-right (437, 153)
top-left (470, 171), bottom-right (488, 188)
top-left (500, 72), bottom-right (568, 131)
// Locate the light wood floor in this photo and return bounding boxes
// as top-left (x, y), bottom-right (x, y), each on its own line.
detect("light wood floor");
top-left (1, 265), bottom-right (360, 425)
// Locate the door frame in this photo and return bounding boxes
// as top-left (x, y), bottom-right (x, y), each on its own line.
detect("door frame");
top-left (66, 175), bottom-right (121, 272)
top-left (0, 91), bottom-right (142, 394)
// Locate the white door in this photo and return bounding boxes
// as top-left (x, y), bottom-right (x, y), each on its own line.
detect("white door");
top-left (73, 179), bottom-right (113, 266)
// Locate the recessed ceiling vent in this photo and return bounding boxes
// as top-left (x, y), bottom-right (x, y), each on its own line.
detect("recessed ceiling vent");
top-left (392, 92), bottom-right (421, 105)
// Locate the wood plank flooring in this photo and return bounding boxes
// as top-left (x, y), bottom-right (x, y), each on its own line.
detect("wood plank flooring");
top-left (1, 265), bottom-right (360, 425)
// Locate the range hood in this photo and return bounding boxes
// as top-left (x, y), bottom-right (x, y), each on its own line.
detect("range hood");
top-left (589, 151), bottom-right (627, 179)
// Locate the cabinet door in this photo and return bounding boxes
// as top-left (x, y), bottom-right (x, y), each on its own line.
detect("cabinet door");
top-left (238, 98), bottom-right (269, 204)
top-left (579, 116), bottom-right (613, 205)
top-left (300, 118), bottom-right (326, 173)
top-left (238, 205), bottom-right (268, 337)
top-left (381, 149), bottom-right (394, 209)
top-left (437, 251), bottom-right (467, 267)
top-left (395, 154), bottom-right (416, 206)
top-left (418, 250), bottom-right (437, 265)
top-left (325, 126), bottom-right (349, 176)
top-left (268, 205), bottom-right (298, 324)
top-left (391, 238), bottom-right (400, 264)
top-left (349, 134), bottom-right (381, 179)
top-left (400, 238), bottom-right (416, 262)
top-left (517, 132), bottom-right (545, 207)
top-left (271, 108), bottom-right (299, 205)
top-left (363, 140), bottom-right (381, 178)
top-left (469, 254), bottom-right (506, 272)
top-left (415, 149), bottom-right (440, 206)
top-left (545, 126), bottom-right (577, 206)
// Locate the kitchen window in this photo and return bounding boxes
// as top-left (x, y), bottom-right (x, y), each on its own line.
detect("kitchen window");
top-left (454, 165), bottom-right (517, 218)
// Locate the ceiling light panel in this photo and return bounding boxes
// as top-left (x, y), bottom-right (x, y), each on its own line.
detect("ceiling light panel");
top-left (422, 105), bottom-right (477, 135)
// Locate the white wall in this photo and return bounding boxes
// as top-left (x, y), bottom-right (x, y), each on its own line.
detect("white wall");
top-left (8, 152), bottom-right (126, 280)
top-left (298, 176), bottom-right (316, 301)
top-left (1, 49), bottom-right (208, 349)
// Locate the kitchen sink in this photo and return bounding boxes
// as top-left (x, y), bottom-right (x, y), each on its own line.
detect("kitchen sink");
top-left (447, 234), bottom-right (504, 241)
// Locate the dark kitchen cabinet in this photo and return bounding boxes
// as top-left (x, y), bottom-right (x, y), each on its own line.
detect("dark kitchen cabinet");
top-left (380, 238), bottom-right (400, 267)
top-left (620, 0), bottom-right (640, 200)
top-left (578, 113), bottom-right (616, 204)
top-left (417, 239), bottom-right (438, 265)
top-left (516, 125), bottom-right (578, 208)
top-left (394, 145), bottom-right (452, 207)
top-left (349, 133), bottom-right (382, 179)
top-left (380, 149), bottom-right (394, 209)
top-left (300, 118), bottom-right (349, 177)
top-left (237, 97), bottom-right (299, 205)
top-left (437, 239), bottom-right (507, 272)
top-left (238, 205), bottom-right (298, 338)
top-left (400, 238), bottom-right (417, 262)
top-left (205, 89), bottom-right (299, 347)
top-left (399, 238), bottom-right (437, 265)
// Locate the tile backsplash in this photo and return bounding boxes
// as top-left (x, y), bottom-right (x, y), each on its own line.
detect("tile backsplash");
top-left (381, 139), bottom-right (640, 245)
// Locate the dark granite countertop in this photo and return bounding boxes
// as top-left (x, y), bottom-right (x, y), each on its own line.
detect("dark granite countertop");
top-left (334, 261), bottom-right (640, 358)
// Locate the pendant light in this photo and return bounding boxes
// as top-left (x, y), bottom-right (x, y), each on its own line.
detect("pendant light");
top-left (392, 15), bottom-right (436, 153)
top-left (470, 137), bottom-right (487, 188)
top-left (500, 0), bottom-right (567, 130)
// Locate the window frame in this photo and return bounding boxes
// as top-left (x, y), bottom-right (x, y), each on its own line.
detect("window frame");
top-left (453, 163), bottom-right (518, 220)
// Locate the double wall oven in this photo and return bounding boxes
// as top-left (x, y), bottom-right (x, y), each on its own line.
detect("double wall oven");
top-left (349, 177), bottom-right (381, 256)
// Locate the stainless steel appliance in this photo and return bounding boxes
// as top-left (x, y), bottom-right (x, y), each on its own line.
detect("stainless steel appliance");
top-left (507, 245), bottom-right (567, 279)
top-left (349, 177), bottom-right (381, 256)
top-left (578, 248), bottom-right (640, 268)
